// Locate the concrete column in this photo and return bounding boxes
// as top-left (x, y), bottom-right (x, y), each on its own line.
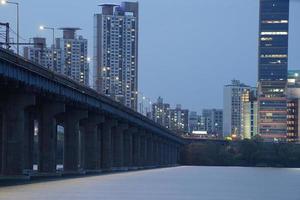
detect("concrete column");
top-left (96, 124), bottom-right (102, 170)
top-left (101, 119), bottom-right (117, 170)
top-left (139, 131), bottom-right (146, 167)
top-left (63, 109), bottom-right (88, 172)
top-left (81, 114), bottom-right (104, 171)
top-left (124, 127), bottom-right (136, 168)
top-left (0, 109), bottom-right (2, 174)
top-left (23, 109), bottom-right (35, 172)
top-left (132, 132), bottom-right (140, 167)
top-left (38, 102), bottom-right (65, 173)
top-left (148, 134), bottom-right (154, 167)
top-left (113, 123), bottom-right (128, 169)
top-left (1, 94), bottom-right (35, 175)
top-left (160, 141), bottom-right (164, 166)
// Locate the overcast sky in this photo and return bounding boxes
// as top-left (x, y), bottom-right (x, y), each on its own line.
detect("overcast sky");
top-left (1, 0), bottom-right (300, 113)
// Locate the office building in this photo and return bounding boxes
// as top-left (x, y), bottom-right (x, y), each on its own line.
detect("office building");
top-left (223, 80), bottom-right (251, 137)
top-left (257, 0), bottom-right (289, 141)
top-left (170, 104), bottom-right (189, 134)
top-left (94, 2), bottom-right (139, 110)
top-left (287, 70), bottom-right (300, 142)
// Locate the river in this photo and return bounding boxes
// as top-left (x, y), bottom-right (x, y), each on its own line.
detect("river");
top-left (0, 166), bottom-right (300, 200)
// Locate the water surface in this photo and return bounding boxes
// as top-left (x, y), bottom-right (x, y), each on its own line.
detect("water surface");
top-left (0, 166), bottom-right (300, 200)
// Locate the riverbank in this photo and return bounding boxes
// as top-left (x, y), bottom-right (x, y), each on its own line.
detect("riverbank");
top-left (181, 140), bottom-right (300, 168)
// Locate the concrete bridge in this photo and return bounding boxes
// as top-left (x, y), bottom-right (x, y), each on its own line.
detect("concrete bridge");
top-left (0, 48), bottom-right (184, 177)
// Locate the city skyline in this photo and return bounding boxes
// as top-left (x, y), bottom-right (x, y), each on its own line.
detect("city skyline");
top-left (1, 0), bottom-right (300, 113)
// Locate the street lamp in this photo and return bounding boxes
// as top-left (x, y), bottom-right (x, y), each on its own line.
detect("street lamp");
top-left (1, 0), bottom-right (19, 55)
top-left (39, 25), bottom-right (55, 70)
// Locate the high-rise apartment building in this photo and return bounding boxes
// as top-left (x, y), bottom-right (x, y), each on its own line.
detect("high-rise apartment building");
top-left (94, 2), bottom-right (138, 110)
top-left (202, 109), bottom-right (223, 136)
top-left (24, 37), bottom-right (58, 71)
top-left (56, 28), bottom-right (89, 85)
top-left (24, 28), bottom-right (89, 86)
top-left (189, 111), bottom-right (199, 132)
top-left (223, 80), bottom-right (251, 137)
top-left (151, 97), bottom-right (171, 129)
top-left (169, 104), bottom-right (189, 134)
top-left (257, 0), bottom-right (289, 141)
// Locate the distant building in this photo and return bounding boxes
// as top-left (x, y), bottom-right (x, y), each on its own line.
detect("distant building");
top-left (189, 111), bottom-right (199, 132)
top-left (151, 97), bottom-right (171, 129)
top-left (94, 2), bottom-right (139, 110)
top-left (169, 104), bottom-right (189, 134)
top-left (287, 70), bottom-right (300, 142)
top-left (241, 88), bottom-right (258, 139)
top-left (223, 80), bottom-right (251, 137)
top-left (24, 37), bottom-right (57, 71)
top-left (257, 0), bottom-right (289, 141)
top-left (55, 28), bottom-right (89, 85)
top-left (24, 28), bottom-right (89, 86)
top-left (202, 109), bottom-right (223, 136)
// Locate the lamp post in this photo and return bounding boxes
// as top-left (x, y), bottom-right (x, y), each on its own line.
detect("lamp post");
top-left (39, 26), bottom-right (55, 70)
top-left (1, 0), bottom-right (19, 55)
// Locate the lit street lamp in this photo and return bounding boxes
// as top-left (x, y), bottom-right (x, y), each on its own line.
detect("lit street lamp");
top-left (1, 0), bottom-right (20, 55)
top-left (39, 25), bottom-right (55, 70)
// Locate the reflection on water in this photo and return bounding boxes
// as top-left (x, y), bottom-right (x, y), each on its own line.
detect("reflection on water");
top-left (1, 166), bottom-right (300, 200)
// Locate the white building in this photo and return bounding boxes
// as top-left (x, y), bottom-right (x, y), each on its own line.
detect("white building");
top-left (94, 2), bottom-right (139, 111)
top-left (223, 80), bottom-right (251, 137)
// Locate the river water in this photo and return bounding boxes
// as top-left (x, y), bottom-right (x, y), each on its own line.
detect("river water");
top-left (0, 166), bottom-right (300, 200)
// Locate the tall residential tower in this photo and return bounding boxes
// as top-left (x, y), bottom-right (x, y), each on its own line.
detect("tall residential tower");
top-left (94, 2), bottom-right (139, 110)
top-left (258, 0), bottom-right (289, 141)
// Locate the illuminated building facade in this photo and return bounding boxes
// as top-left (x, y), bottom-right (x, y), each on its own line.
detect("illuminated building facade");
top-left (94, 2), bottom-right (138, 110)
top-left (169, 104), bottom-right (189, 134)
top-left (287, 70), bottom-right (300, 142)
top-left (241, 88), bottom-right (258, 139)
top-left (257, 0), bottom-right (289, 141)
top-left (223, 80), bottom-right (251, 137)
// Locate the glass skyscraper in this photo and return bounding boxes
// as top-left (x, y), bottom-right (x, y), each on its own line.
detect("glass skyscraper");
top-left (258, 0), bottom-right (289, 141)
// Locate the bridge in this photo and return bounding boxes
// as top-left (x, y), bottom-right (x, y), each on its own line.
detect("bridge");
top-left (0, 48), bottom-right (184, 177)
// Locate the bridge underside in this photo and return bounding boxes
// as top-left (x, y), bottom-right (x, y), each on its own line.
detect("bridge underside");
top-left (0, 49), bottom-right (183, 177)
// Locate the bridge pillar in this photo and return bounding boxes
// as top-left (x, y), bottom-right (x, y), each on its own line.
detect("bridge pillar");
top-left (38, 102), bottom-right (65, 173)
top-left (81, 114), bottom-right (104, 171)
top-left (0, 109), bottom-right (2, 174)
top-left (124, 127), bottom-right (136, 168)
top-left (146, 133), bottom-right (153, 167)
top-left (132, 131), bottom-right (141, 167)
top-left (63, 109), bottom-right (88, 172)
top-left (101, 118), bottom-right (117, 171)
top-left (139, 131), bottom-right (147, 167)
top-left (160, 141), bottom-right (165, 166)
top-left (151, 137), bottom-right (157, 167)
top-left (1, 94), bottom-right (35, 175)
top-left (113, 123), bottom-right (128, 169)
top-left (23, 109), bottom-right (35, 172)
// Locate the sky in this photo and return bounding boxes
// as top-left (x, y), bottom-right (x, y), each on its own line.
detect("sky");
top-left (1, 0), bottom-right (300, 113)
